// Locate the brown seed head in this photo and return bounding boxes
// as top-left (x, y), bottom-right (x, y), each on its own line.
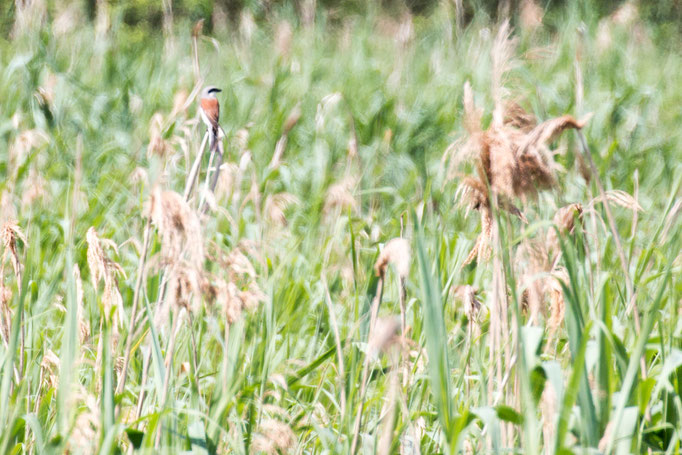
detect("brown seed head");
top-left (167, 262), bottom-right (203, 314)
top-left (86, 227), bottom-right (125, 326)
top-left (2, 221), bottom-right (27, 277)
top-left (452, 285), bottom-right (482, 320)
top-left (149, 187), bottom-right (204, 269)
top-left (192, 18), bottom-right (204, 38)
top-left (374, 238), bottom-right (411, 280)
top-left (40, 349), bottom-right (60, 389)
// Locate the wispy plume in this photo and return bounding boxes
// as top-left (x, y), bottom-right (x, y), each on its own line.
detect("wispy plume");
top-left (374, 238), bottom-right (411, 280)
top-left (149, 187), bottom-right (204, 269)
top-left (86, 227), bottom-right (125, 328)
top-left (455, 75), bottom-right (590, 265)
top-left (251, 419), bottom-right (296, 454)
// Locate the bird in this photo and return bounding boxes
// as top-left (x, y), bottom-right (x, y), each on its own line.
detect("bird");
top-left (199, 85), bottom-right (222, 152)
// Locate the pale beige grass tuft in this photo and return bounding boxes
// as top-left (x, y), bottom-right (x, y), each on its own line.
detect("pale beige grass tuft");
top-left (264, 193), bottom-right (299, 226)
top-left (251, 419), bottom-right (296, 454)
top-left (374, 237), bottom-right (411, 280)
top-left (324, 175), bottom-right (358, 215)
top-left (368, 316), bottom-right (401, 358)
top-left (86, 227), bottom-right (125, 328)
top-left (149, 187), bottom-right (204, 269)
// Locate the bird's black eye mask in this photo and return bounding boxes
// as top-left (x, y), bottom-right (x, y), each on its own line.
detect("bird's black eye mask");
top-left (208, 88), bottom-right (222, 94)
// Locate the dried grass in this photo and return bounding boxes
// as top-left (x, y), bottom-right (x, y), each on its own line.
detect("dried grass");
top-left (9, 129), bottom-right (48, 175)
top-left (86, 227), bottom-right (125, 327)
top-left (541, 380), bottom-right (558, 452)
top-left (323, 176), bottom-right (358, 215)
top-left (374, 238), bottom-right (411, 279)
top-left (547, 203), bottom-right (583, 258)
top-left (40, 349), bottom-right (60, 390)
top-left (264, 193), bottom-right (299, 226)
top-left (453, 284), bottom-right (483, 338)
top-left (0, 285), bottom-right (12, 344)
top-left (166, 262), bottom-right (203, 314)
top-left (368, 316), bottom-right (401, 358)
top-left (149, 187), bottom-right (204, 269)
top-left (251, 419), bottom-right (296, 454)
top-left (451, 22), bottom-right (593, 267)
top-left (519, 0), bottom-right (543, 30)
top-left (2, 222), bottom-right (27, 278)
top-left (588, 189), bottom-right (643, 213)
top-left (66, 392), bottom-right (100, 454)
top-left (203, 245), bottom-right (265, 325)
top-left (457, 98), bottom-right (589, 265)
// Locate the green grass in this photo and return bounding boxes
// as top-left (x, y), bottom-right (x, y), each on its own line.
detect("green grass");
top-left (0, 1), bottom-right (681, 453)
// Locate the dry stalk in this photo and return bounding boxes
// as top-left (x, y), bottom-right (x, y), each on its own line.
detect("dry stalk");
top-left (183, 131), bottom-right (209, 200)
top-left (191, 19), bottom-right (203, 82)
top-left (374, 238), bottom-right (411, 335)
top-left (200, 136), bottom-right (226, 214)
top-left (128, 186), bottom-right (205, 427)
top-left (1, 222), bottom-right (26, 376)
top-left (630, 170), bottom-right (639, 239)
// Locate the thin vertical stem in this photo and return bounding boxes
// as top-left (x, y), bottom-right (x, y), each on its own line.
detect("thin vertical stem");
top-left (116, 216), bottom-right (153, 398)
top-left (322, 275), bottom-right (346, 416)
top-left (155, 310), bottom-right (182, 448)
top-left (350, 277), bottom-right (384, 455)
top-left (577, 130), bottom-right (646, 383)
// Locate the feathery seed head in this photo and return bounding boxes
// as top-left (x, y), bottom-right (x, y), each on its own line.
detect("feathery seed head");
top-left (374, 238), bottom-right (411, 280)
top-left (251, 419), bottom-right (296, 454)
top-left (149, 187), bottom-right (204, 269)
top-left (264, 193), bottom-right (299, 226)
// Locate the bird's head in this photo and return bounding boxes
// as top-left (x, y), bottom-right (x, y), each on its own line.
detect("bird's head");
top-left (201, 86), bottom-right (222, 98)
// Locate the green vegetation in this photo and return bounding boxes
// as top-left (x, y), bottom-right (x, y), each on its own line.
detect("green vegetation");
top-left (0, 1), bottom-right (680, 453)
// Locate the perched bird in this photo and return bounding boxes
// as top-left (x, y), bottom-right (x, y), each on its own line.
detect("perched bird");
top-left (199, 85), bottom-right (222, 151)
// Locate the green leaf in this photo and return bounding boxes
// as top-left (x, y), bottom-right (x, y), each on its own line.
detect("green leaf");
top-left (604, 266), bottom-right (673, 454)
top-left (414, 214), bottom-right (455, 450)
top-left (125, 429), bottom-right (144, 449)
top-left (188, 420), bottom-right (209, 455)
top-left (496, 405), bottom-right (524, 425)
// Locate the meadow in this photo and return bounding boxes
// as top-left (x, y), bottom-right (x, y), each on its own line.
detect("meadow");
top-left (0, 0), bottom-right (681, 453)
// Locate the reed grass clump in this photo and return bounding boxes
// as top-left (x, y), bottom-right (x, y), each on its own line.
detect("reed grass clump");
top-left (0, 2), bottom-right (680, 454)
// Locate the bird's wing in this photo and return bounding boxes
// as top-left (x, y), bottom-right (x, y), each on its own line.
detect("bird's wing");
top-left (200, 98), bottom-right (220, 130)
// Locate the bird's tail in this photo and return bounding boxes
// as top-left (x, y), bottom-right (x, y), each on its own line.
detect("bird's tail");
top-left (209, 127), bottom-right (218, 154)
